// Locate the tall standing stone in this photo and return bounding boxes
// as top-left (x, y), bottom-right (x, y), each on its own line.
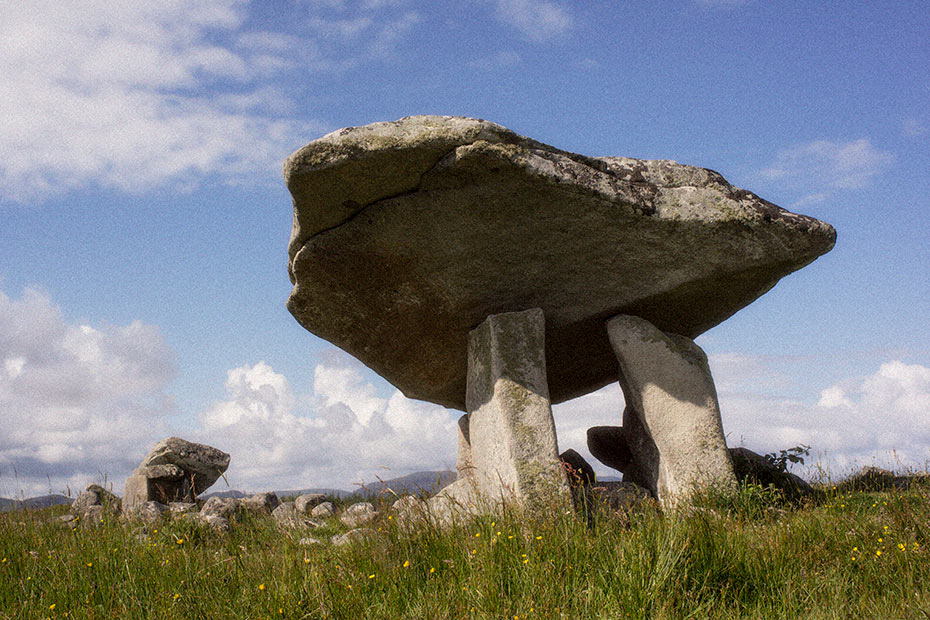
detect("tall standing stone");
top-left (462, 308), bottom-right (570, 509)
top-left (606, 314), bottom-right (736, 505)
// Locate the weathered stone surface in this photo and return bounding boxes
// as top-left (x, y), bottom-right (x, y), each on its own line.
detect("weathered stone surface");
top-left (200, 496), bottom-right (239, 520)
top-left (241, 492), bottom-right (281, 515)
top-left (126, 501), bottom-right (169, 523)
top-left (168, 502), bottom-right (198, 514)
top-left (607, 314), bottom-right (737, 505)
top-left (310, 501), bottom-right (335, 518)
top-left (139, 464), bottom-right (186, 480)
top-left (199, 514), bottom-right (230, 532)
top-left (340, 502), bottom-right (376, 528)
top-left (464, 309), bottom-right (571, 509)
top-left (331, 528), bottom-right (375, 547)
top-left (295, 494), bottom-right (327, 514)
top-left (427, 478), bottom-right (481, 524)
top-left (79, 504), bottom-right (109, 528)
top-left (560, 449), bottom-right (596, 486)
top-left (272, 501), bottom-right (298, 525)
top-left (392, 495), bottom-right (426, 516)
top-left (586, 426), bottom-right (633, 474)
top-left (285, 115), bottom-right (835, 410)
top-left (124, 437), bottom-right (230, 512)
top-left (139, 437), bottom-right (230, 496)
top-left (72, 484), bottom-right (122, 516)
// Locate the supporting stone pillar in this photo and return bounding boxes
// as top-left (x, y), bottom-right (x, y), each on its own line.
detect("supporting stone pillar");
top-left (459, 308), bottom-right (571, 509)
top-left (606, 314), bottom-right (737, 505)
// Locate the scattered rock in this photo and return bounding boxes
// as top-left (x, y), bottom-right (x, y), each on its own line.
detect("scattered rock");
top-left (392, 495), bottom-right (427, 524)
top-left (126, 501), bottom-right (169, 523)
top-left (310, 501), bottom-right (335, 518)
top-left (168, 502), bottom-right (198, 515)
top-left (200, 496), bottom-right (239, 520)
top-left (79, 505), bottom-right (109, 529)
top-left (198, 514), bottom-right (230, 532)
top-left (298, 537), bottom-right (323, 546)
top-left (295, 493), bottom-right (327, 514)
top-left (240, 492), bottom-right (281, 515)
top-left (72, 484), bottom-right (122, 517)
top-left (331, 528), bottom-right (375, 547)
top-left (272, 501), bottom-right (298, 525)
top-left (340, 502), bottom-right (376, 528)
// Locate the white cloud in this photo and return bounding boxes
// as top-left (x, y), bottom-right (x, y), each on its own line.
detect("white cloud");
top-left (715, 357), bottom-right (930, 478)
top-left (196, 354), bottom-right (459, 493)
top-left (493, 0), bottom-right (572, 42)
top-left (0, 287), bottom-right (176, 497)
top-left (760, 138), bottom-right (894, 192)
top-left (901, 117), bottom-right (929, 138)
top-left (0, 1), bottom-right (322, 204)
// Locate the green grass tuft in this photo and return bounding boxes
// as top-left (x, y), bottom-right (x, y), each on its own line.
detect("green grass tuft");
top-left (2, 479), bottom-right (929, 619)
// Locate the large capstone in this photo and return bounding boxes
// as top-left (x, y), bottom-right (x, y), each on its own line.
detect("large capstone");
top-left (123, 437), bottom-right (230, 512)
top-left (284, 116), bottom-right (835, 411)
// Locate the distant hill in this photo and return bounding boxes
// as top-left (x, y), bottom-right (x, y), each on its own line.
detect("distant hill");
top-left (0, 494), bottom-right (73, 512)
top-left (1, 471), bottom-right (458, 511)
top-left (347, 470), bottom-right (456, 498)
top-left (203, 471), bottom-right (456, 502)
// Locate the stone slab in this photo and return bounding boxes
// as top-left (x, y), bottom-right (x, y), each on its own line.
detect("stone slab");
top-left (464, 308), bottom-right (570, 508)
top-left (285, 116), bottom-right (835, 410)
top-left (607, 314), bottom-right (737, 504)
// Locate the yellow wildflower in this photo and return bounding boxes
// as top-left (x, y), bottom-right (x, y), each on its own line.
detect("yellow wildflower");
top-left (535, 536), bottom-right (542, 540)
top-left (368, 574), bottom-right (375, 579)
top-left (259, 583), bottom-right (266, 591)
top-left (475, 532), bottom-right (481, 537)
top-left (876, 550), bottom-right (882, 557)
top-left (403, 560), bottom-right (410, 568)
top-left (49, 604), bottom-right (56, 611)
top-left (898, 544), bottom-right (906, 551)
top-left (429, 567), bottom-right (435, 574)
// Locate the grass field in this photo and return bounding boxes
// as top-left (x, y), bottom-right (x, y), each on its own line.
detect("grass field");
top-left (1, 478), bottom-right (928, 620)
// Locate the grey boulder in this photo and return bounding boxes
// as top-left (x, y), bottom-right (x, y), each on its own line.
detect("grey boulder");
top-left (284, 115), bottom-right (835, 410)
top-left (124, 437), bottom-right (229, 512)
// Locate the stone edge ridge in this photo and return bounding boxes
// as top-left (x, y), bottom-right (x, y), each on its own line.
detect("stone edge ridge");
top-left (283, 115), bottom-right (836, 284)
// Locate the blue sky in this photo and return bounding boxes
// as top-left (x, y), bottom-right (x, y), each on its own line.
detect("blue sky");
top-left (1, 0), bottom-right (928, 497)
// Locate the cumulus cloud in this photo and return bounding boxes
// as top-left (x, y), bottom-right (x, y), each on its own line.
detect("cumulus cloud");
top-left (0, 1), bottom-right (324, 204)
top-left (492, 0), bottom-right (572, 42)
top-left (197, 354), bottom-right (459, 493)
top-left (715, 357), bottom-right (930, 478)
top-left (759, 138), bottom-right (894, 204)
top-left (0, 287), bottom-right (176, 497)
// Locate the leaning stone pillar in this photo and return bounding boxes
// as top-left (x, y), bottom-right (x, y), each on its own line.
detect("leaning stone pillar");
top-left (462, 308), bottom-right (571, 509)
top-left (606, 314), bottom-right (737, 505)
